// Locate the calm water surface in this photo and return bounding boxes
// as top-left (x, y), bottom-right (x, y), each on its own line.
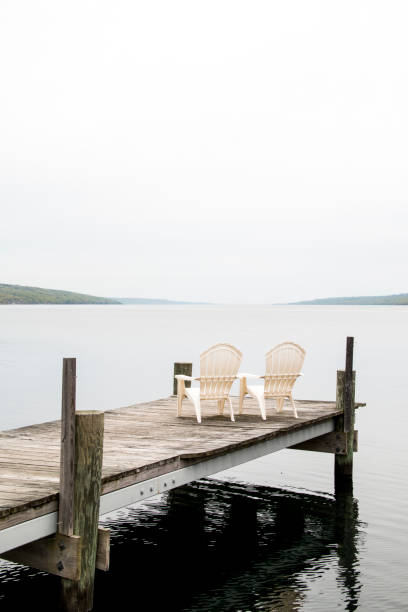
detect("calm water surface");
top-left (0, 305), bottom-right (407, 610)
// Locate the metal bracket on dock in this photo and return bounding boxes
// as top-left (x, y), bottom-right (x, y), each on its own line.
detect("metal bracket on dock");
top-left (99, 418), bottom-right (337, 516)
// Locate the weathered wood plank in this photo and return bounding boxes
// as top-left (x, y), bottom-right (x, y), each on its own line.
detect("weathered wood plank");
top-left (96, 527), bottom-right (110, 571)
top-left (1, 533), bottom-right (81, 580)
top-left (1, 527), bottom-right (109, 576)
top-left (289, 430), bottom-right (358, 454)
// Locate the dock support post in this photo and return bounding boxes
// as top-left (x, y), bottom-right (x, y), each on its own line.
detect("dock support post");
top-left (173, 362), bottom-right (192, 395)
top-left (60, 410), bottom-right (104, 612)
top-left (59, 358), bottom-right (76, 537)
top-left (335, 337), bottom-right (356, 492)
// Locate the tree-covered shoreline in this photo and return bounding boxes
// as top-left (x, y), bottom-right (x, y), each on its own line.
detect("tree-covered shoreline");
top-left (0, 284), bottom-right (120, 305)
top-left (292, 293), bottom-right (408, 305)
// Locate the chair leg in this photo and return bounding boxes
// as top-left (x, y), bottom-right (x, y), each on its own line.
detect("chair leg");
top-left (260, 396), bottom-right (266, 420)
top-left (177, 379), bottom-right (185, 417)
top-left (227, 397), bottom-right (235, 422)
top-left (218, 399), bottom-right (225, 415)
top-left (239, 379), bottom-right (246, 414)
top-left (289, 394), bottom-right (298, 418)
top-left (253, 394), bottom-right (266, 420)
top-left (177, 392), bottom-right (183, 416)
top-left (191, 396), bottom-right (202, 423)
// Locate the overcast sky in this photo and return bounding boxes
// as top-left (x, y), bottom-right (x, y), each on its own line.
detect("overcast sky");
top-left (1, 1), bottom-right (407, 303)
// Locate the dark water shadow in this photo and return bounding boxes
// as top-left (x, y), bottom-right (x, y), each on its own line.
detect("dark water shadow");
top-left (0, 479), bottom-right (363, 611)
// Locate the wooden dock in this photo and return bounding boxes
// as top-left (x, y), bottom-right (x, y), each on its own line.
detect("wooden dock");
top-left (0, 396), bottom-right (354, 534)
top-left (0, 339), bottom-right (363, 611)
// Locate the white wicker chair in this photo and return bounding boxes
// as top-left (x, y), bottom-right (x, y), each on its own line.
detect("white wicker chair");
top-left (238, 342), bottom-right (306, 420)
top-left (175, 343), bottom-right (242, 423)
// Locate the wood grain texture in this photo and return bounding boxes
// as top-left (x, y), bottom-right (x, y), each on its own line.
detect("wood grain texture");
top-left (0, 396), bottom-right (365, 532)
top-left (96, 527), bottom-right (110, 572)
top-left (290, 430), bottom-right (358, 454)
top-left (59, 357), bottom-right (76, 536)
top-left (335, 370), bottom-right (356, 486)
top-left (60, 411), bottom-right (104, 612)
top-left (1, 533), bottom-right (81, 580)
top-left (344, 337), bottom-right (354, 433)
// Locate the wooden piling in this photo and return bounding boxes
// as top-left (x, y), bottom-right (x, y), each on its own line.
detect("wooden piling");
top-left (59, 358), bottom-right (76, 536)
top-left (343, 337), bottom-right (354, 434)
top-left (335, 337), bottom-right (356, 490)
top-left (60, 411), bottom-right (104, 612)
top-left (173, 362), bottom-right (192, 395)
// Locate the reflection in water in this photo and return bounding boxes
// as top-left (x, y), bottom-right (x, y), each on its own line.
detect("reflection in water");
top-left (0, 479), bottom-right (363, 611)
top-left (335, 481), bottom-right (360, 612)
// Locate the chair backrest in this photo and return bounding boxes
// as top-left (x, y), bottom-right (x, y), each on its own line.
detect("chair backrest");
top-left (199, 343), bottom-right (242, 399)
top-left (264, 342), bottom-right (306, 396)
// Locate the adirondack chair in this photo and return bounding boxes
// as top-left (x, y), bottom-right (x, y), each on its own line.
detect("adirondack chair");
top-left (175, 343), bottom-right (242, 423)
top-left (238, 342), bottom-right (306, 420)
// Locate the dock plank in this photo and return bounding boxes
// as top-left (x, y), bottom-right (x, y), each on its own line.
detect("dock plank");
top-left (0, 396), bottom-right (355, 529)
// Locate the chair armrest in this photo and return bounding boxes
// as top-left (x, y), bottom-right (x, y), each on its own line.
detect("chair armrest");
top-left (264, 373), bottom-right (303, 378)
top-left (175, 375), bottom-right (198, 381)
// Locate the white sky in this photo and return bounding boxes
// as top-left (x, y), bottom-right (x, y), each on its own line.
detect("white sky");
top-left (1, 1), bottom-right (407, 303)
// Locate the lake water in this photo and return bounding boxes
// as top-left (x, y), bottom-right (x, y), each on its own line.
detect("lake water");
top-left (0, 305), bottom-right (407, 610)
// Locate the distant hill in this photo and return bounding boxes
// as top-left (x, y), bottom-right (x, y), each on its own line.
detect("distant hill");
top-left (0, 284), bottom-right (120, 305)
top-left (292, 293), bottom-right (408, 305)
